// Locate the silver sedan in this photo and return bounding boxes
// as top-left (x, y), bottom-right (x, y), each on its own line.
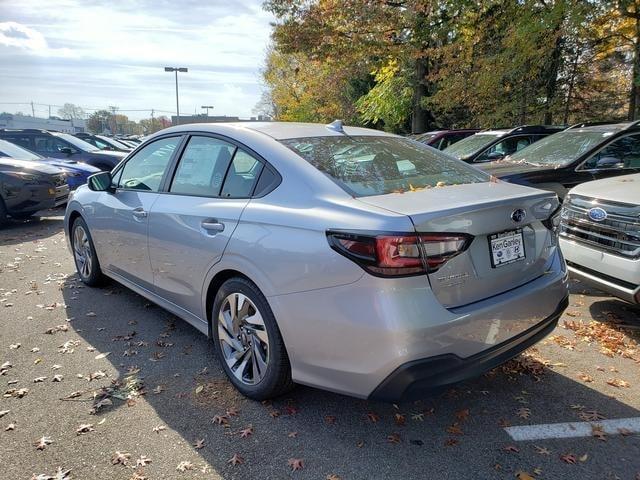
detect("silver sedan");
top-left (64, 121), bottom-right (569, 401)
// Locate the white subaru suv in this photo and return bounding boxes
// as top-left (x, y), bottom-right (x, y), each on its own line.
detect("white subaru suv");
top-left (559, 173), bottom-right (640, 304)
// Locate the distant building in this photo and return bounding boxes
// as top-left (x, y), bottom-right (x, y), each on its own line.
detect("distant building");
top-left (0, 113), bottom-right (86, 133)
top-left (170, 114), bottom-right (271, 125)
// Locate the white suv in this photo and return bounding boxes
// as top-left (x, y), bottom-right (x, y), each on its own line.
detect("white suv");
top-left (559, 173), bottom-right (640, 304)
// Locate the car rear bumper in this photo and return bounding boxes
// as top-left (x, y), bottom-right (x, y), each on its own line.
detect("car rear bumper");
top-left (269, 247), bottom-right (568, 400)
top-left (369, 296), bottom-right (568, 401)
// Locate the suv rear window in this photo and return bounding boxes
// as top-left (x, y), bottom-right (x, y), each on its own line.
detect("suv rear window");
top-left (280, 136), bottom-right (489, 197)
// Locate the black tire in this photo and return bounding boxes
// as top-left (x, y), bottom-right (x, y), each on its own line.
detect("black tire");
top-left (212, 277), bottom-right (294, 400)
top-left (0, 198), bottom-right (7, 226)
top-left (70, 217), bottom-right (105, 287)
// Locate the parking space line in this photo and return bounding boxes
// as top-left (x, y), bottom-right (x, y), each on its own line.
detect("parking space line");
top-left (504, 417), bottom-right (640, 441)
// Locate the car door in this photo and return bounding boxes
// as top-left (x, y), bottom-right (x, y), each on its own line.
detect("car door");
top-left (148, 135), bottom-right (265, 318)
top-left (88, 136), bottom-right (182, 291)
top-left (578, 133), bottom-right (640, 182)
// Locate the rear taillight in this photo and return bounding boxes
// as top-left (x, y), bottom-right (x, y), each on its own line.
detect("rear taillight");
top-left (327, 231), bottom-right (472, 277)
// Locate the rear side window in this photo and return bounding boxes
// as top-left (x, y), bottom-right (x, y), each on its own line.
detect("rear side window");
top-left (117, 136), bottom-right (180, 191)
top-left (1, 135), bottom-right (32, 150)
top-left (170, 136), bottom-right (235, 196)
top-left (220, 150), bottom-right (264, 198)
top-left (280, 136), bottom-right (488, 197)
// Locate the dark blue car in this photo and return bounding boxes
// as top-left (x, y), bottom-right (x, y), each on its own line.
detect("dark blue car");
top-left (0, 129), bottom-right (126, 171)
top-left (0, 139), bottom-right (99, 189)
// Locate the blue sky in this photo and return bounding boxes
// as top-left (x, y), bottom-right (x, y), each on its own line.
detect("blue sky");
top-left (0, 0), bottom-right (274, 120)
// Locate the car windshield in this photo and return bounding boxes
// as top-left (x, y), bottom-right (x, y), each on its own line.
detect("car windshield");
top-left (280, 136), bottom-right (489, 197)
top-left (96, 135), bottom-right (130, 149)
top-left (508, 131), bottom-right (611, 167)
top-left (444, 133), bottom-right (504, 158)
top-left (56, 133), bottom-right (100, 152)
top-left (0, 139), bottom-right (43, 161)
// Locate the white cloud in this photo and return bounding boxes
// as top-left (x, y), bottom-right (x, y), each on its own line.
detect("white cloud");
top-left (0, 1), bottom-right (274, 118)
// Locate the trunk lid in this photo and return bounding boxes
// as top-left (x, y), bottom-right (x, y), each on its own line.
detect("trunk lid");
top-left (357, 182), bottom-right (558, 308)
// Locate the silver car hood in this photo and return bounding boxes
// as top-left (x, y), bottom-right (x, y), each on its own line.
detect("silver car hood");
top-left (568, 173), bottom-right (640, 204)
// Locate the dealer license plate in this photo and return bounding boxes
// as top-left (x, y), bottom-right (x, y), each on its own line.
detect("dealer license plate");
top-left (489, 229), bottom-right (525, 268)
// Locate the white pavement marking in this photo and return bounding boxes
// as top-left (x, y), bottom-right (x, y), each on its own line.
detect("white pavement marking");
top-left (505, 417), bottom-right (640, 441)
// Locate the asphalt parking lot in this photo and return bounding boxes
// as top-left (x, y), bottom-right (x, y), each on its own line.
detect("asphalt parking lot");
top-left (1, 210), bottom-right (639, 480)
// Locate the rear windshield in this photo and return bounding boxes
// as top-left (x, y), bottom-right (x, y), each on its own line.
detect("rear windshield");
top-left (444, 133), bottom-right (504, 159)
top-left (508, 131), bottom-right (610, 167)
top-left (280, 136), bottom-right (489, 197)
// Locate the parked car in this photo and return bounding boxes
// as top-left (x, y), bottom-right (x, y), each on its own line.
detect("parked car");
top-left (0, 139), bottom-right (99, 189)
top-left (65, 121), bottom-right (568, 401)
top-left (479, 121), bottom-right (640, 199)
top-left (75, 133), bottom-right (133, 152)
top-left (413, 129), bottom-right (480, 150)
top-left (559, 173), bottom-right (639, 304)
top-left (0, 129), bottom-right (126, 171)
top-left (0, 158), bottom-right (69, 225)
top-left (444, 125), bottom-right (565, 163)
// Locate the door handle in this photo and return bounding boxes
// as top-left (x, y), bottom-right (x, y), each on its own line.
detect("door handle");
top-left (132, 207), bottom-right (147, 219)
top-left (201, 220), bottom-right (225, 233)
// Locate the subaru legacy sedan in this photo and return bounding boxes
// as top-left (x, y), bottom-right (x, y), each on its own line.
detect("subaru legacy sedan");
top-left (64, 122), bottom-right (568, 401)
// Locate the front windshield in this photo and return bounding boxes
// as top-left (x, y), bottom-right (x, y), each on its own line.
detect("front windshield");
top-left (280, 136), bottom-right (489, 197)
top-left (508, 131), bottom-right (609, 167)
top-left (444, 133), bottom-right (504, 158)
top-left (56, 133), bottom-right (100, 152)
top-left (0, 139), bottom-right (43, 161)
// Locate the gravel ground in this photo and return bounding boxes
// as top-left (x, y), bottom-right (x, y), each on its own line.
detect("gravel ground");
top-left (1, 210), bottom-right (639, 480)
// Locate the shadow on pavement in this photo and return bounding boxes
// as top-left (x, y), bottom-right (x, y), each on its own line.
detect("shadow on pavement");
top-left (59, 271), bottom-right (640, 479)
top-left (0, 209), bottom-right (64, 247)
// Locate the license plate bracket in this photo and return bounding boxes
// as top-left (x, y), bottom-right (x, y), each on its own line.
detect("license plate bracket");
top-left (488, 229), bottom-right (525, 268)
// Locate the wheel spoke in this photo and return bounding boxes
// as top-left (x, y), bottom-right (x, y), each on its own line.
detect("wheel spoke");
top-left (217, 292), bottom-right (271, 386)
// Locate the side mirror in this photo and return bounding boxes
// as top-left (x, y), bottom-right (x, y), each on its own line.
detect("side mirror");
top-left (59, 146), bottom-right (74, 155)
top-left (87, 171), bottom-right (113, 192)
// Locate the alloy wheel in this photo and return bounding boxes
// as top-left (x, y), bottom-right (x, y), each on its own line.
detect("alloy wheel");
top-left (217, 293), bottom-right (269, 385)
top-left (73, 225), bottom-right (93, 279)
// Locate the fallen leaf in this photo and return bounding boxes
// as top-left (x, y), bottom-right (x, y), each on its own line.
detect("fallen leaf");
top-left (503, 445), bottom-right (520, 453)
top-left (387, 433), bottom-right (401, 444)
top-left (0, 410), bottom-right (10, 418)
top-left (226, 406), bottom-right (240, 417)
top-left (516, 407), bottom-right (531, 419)
top-left (153, 425), bottom-right (166, 433)
top-left (577, 372), bottom-right (594, 383)
top-left (444, 438), bottom-right (459, 446)
top-left (33, 376), bottom-right (47, 383)
top-left (446, 423), bottom-right (463, 435)
top-left (112, 451), bottom-right (131, 466)
top-left (228, 454), bottom-right (244, 466)
top-left (176, 461), bottom-right (194, 472)
top-left (455, 409), bottom-right (470, 421)
top-left (366, 412), bottom-right (380, 423)
top-left (195, 385), bottom-right (204, 394)
top-left (94, 352), bottom-right (110, 360)
top-left (288, 458), bottom-right (304, 471)
top-left (212, 415), bottom-right (228, 425)
top-left (578, 410), bottom-right (605, 421)
top-left (411, 412), bottom-right (424, 421)
top-left (76, 424), bottom-right (94, 435)
top-left (607, 378), bottom-right (630, 388)
top-left (34, 436), bottom-right (52, 450)
top-left (240, 425), bottom-right (253, 438)
top-left (193, 439), bottom-right (205, 449)
top-left (136, 455), bottom-right (151, 467)
top-left (325, 415), bottom-right (337, 425)
top-left (591, 424), bottom-right (607, 441)
top-left (560, 453), bottom-right (577, 464)
top-left (52, 375), bottom-right (63, 382)
top-left (288, 431), bottom-right (298, 438)
top-left (534, 445), bottom-right (551, 455)
top-left (5, 423), bottom-right (15, 431)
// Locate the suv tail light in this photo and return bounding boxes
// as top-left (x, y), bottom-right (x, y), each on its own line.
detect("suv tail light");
top-left (327, 231), bottom-right (472, 277)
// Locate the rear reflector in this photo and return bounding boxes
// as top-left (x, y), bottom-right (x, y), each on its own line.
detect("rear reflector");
top-left (327, 231), bottom-right (472, 277)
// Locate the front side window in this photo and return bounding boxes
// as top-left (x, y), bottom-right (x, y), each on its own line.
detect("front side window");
top-left (117, 136), bottom-right (180, 191)
top-left (33, 135), bottom-right (72, 155)
top-left (475, 136), bottom-right (532, 162)
top-left (220, 150), bottom-right (263, 198)
top-left (583, 134), bottom-right (640, 170)
top-left (281, 136), bottom-right (489, 197)
top-left (170, 136), bottom-right (235, 196)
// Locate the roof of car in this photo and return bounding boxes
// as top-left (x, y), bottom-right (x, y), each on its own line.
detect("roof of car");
top-left (567, 121), bottom-right (640, 133)
top-left (158, 122), bottom-right (398, 140)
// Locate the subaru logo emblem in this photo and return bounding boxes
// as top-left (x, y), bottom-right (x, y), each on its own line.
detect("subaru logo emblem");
top-left (587, 207), bottom-right (607, 222)
top-left (511, 208), bottom-right (526, 223)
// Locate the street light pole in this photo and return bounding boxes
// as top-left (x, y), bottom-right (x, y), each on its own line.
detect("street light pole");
top-left (201, 105), bottom-right (214, 117)
top-left (164, 67), bottom-right (188, 125)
